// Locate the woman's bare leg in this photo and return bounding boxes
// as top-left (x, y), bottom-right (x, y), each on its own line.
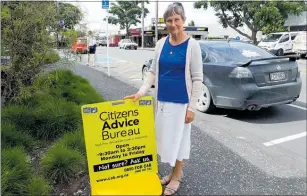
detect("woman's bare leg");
top-left (164, 160), bottom-right (184, 195)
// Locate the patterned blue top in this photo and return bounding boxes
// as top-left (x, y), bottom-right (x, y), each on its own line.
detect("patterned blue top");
top-left (158, 36), bottom-right (190, 103)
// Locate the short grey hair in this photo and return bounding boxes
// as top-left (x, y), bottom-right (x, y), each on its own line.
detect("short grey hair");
top-left (163, 2), bottom-right (186, 22)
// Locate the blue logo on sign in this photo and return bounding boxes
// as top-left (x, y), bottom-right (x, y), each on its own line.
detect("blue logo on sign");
top-left (139, 100), bottom-right (152, 106)
top-left (83, 107), bottom-right (91, 113)
top-left (83, 107), bottom-right (98, 114)
top-left (91, 107), bottom-right (98, 113)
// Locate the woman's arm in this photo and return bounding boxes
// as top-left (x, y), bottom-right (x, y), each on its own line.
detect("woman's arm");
top-left (188, 40), bottom-right (203, 113)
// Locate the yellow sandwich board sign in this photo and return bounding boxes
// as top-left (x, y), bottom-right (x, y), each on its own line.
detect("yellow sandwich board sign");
top-left (81, 96), bottom-right (162, 195)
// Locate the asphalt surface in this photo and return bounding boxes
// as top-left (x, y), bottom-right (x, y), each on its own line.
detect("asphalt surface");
top-left (67, 49), bottom-right (307, 195)
top-left (86, 47), bottom-right (307, 162)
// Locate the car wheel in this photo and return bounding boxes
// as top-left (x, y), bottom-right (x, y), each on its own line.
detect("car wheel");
top-left (196, 83), bottom-right (215, 113)
top-left (135, 46), bottom-right (137, 50)
top-left (277, 49), bottom-right (284, 56)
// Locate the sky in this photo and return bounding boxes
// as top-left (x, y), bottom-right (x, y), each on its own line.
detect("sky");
top-left (70, 0), bottom-right (250, 38)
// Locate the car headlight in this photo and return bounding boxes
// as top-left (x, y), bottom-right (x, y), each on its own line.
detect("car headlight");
top-left (229, 67), bottom-right (253, 78)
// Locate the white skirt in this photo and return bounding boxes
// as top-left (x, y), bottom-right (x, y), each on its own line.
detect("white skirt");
top-left (155, 101), bottom-right (191, 167)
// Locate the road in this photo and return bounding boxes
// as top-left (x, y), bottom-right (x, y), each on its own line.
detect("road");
top-left (71, 46), bottom-right (306, 195)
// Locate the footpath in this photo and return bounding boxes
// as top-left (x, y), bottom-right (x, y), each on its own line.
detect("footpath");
top-left (69, 60), bottom-right (306, 195)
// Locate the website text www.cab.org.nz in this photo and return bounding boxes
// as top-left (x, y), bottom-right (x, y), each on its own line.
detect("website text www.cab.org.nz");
top-left (96, 173), bottom-right (129, 182)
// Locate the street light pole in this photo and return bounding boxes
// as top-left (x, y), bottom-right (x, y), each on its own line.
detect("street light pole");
top-left (141, 0), bottom-right (144, 49)
top-left (155, 0), bottom-right (158, 44)
top-left (56, 0), bottom-right (59, 48)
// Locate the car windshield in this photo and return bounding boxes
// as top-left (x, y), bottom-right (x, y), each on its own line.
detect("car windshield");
top-left (261, 34), bottom-right (283, 42)
top-left (77, 39), bottom-right (87, 44)
top-left (200, 41), bottom-right (274, 64)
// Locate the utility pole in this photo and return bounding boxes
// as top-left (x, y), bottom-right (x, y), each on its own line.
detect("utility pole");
top-left (141, 0), bottom-right (144, 49)
top-left (155, 0), bottom-right (158, 44)
top-left (56, 0), bottom-right (59, 48)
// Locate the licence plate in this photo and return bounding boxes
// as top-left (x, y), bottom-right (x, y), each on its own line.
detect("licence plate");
top-left (270, 72), bottom-right (286, 81)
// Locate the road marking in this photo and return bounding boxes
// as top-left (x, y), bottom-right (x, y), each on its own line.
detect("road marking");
top-left (288, 104), bottom-right (307, 110)
top-left (131, 78), bottom-right (142, 81)
top-left (263, 132), bottom-right (306, 147)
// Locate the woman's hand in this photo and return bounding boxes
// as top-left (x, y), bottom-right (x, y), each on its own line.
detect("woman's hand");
top-left (122, 93), bottom-right (142, 102)
top-left (185, 110), bottom-right (195, 123)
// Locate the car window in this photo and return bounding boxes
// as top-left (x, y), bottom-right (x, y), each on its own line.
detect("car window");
top-left (291, 33), bottom-right (298, 40)
top-left (77, 39), bottom-right (87, 44)
top-left (200, 41), bottom-right (274, 64)
top-left (262, 34), bottom-right (282, 42)
top-left (280, 34), bottom-right (289, 43)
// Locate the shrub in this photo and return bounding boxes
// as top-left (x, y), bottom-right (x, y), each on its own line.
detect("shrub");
top-left (1, 104), bottom-right (37, 135)
top-left (1, 147), bottom-right (32, 196)
top-left (57, 129), bottom-right (86, 155)
top-left (40, 145), bottom-right (85, 185)
top-left (16, 86), bottom-right (55, 108)
top-left (34, 69), bottom-right (104, 105)
top-left (42, 49), bottom-right (60, 64)
top-left (26, 176), bottom-right (51, 196)
top-left (2, 97), bottom-right (81, 141)
top-left (1, 121), bottom-right (36, 151)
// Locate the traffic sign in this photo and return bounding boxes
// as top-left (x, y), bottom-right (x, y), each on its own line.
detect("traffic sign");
top-left (235, 36), bottom-right (240, 40)
top-left (102, 0), bottom-right (109, 9)
top-left (59, 20), bottom-right (64, 26)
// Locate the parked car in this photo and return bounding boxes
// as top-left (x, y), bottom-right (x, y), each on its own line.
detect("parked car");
top-left (292, 31), bottom-right (307, 58)
top-left (258, 32), bottom-right (298, 56)
top-left (142, 40), bottom-right (302, 113)
top-left (97, 36), bottom-right (107, 46)
top-left (72, 37), bottom-right (88, 54)
top-left (118, 39), bottom-right (138, 50)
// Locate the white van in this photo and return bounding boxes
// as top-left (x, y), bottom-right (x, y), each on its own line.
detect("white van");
top-left (292, 31), bottom-right (307, 58)
top-left (258, 32), bottom-right (298, 56)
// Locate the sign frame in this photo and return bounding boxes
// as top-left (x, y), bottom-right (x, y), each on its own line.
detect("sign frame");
top-left (81, 96), bottom-right (162, 195)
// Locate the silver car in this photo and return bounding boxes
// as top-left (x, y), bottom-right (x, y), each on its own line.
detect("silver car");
top-left (118, 39), bottom-right (138, 50)
top-left (142, 40), bottom-right (302, 113)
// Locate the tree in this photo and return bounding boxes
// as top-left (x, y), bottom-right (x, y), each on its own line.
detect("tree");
top-left (194, 1), bottom-right (306, 44)
top-left (188, 20), bottom-right (195, 26)
top-left (106, 1), bottom-right (149, 37)
top-left (1, 1), bottom-right (83, 103)
top-left (57, 2), bottom-right (83, 30)
top-left (54, 2), bottom-right (83, 47)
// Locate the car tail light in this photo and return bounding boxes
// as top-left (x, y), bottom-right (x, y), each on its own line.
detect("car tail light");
top-left (229, 67), bottom-right (253, 78)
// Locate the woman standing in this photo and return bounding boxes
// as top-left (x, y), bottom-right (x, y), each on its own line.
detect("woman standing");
top-left (123, 2), bottom-right (203, 195)
top-left (86, 31), bottom-right (97, 67)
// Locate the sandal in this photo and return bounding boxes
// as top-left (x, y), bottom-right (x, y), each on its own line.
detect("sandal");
top-left (163, 172), bottom-right (183, 195)
top-left (160, 174), bottom-right (172, 185)
top-left (163, 178), bottom-right (182, 195)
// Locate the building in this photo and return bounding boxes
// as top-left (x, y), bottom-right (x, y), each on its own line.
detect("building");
top-left (284, 11), bottom-right (307, 31)
top-left (128, 26), bottom-right (209, 47)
